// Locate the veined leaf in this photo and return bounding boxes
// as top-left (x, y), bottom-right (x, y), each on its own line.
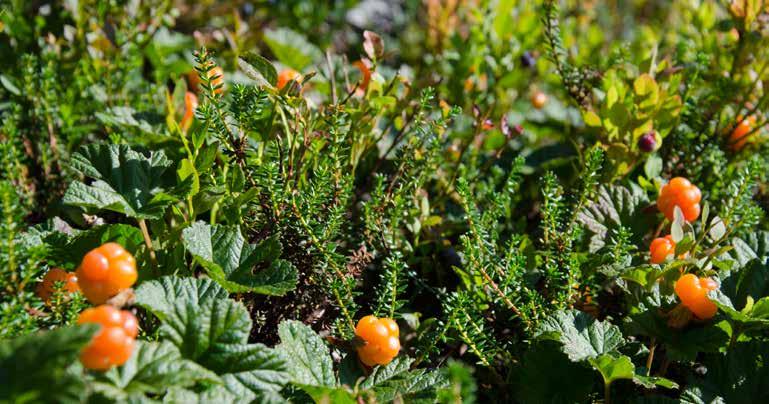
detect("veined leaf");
top-left (135, 277), bottom-right (290, 402)
top-left (93, 341), bottom-right (220, 400)
top-left (359, 357), bottom-right (449, 402)
top-left (276, 320), bottom-right (335, 387)
top-left (63, 144), bottom-right (190, 219)
top-left (536, 310), bottom-right (625, 362)
top-left (578, 184), bottom-right (653, 252)
top-left (182, 221), bottom-right (298, 295)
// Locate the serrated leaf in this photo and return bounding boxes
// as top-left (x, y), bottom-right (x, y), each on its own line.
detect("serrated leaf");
top-left (276, 320), bottom-right (335, 387)
top-left (238, 52), bottom-right (277, 87)
top-left (0, 325), bottom-right (98, 404)
top-left (206, 343), bottom-right (290, 403)
top-left (536, 310), bottom-right (625, 362)
top-left (577, 184), bottom-right (653, 252)
top-left (182, 221), bottom-right (297, 295)
top-left (135, 277), bottom-right (251, 357)
top-left (63, 144), bottom-right (189, 219)
top-left (94, 341), bottom-right (220, 400)
top-left (136, 277), bottom-right (290, 401)
top-left (164, 386), bottom-right (239, 404)
top-left (359, 357), bottom-right (449, 402)
top-left (135, 276), bottom-right (230, 321)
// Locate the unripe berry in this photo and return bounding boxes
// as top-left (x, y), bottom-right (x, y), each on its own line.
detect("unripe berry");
top-left (638, 130), bottom-right (662, 152)
top-left (520, 51), bottom-right (536, 68)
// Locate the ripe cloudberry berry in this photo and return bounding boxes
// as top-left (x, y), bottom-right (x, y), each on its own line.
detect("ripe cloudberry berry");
top-left (78, 305), bottom-right (137, 370)
top-left (657, 177), bottom-right (702, 222)
top-left (729, 115), bottom-right (756, 151)
top-left (36, 268), bottom-right (80, 303)
top-left (76, 243), bottom-right (137, 305)
top-left (355, 315), bottom-right (400, 366)
top-left (531, 91), bottom-right (547, 109)
top-left (276, 68), bottom-right (301, 90)
top-left (181, 91), bottom-right (198, 132)
top-left (638, 130), bottom-right (662, 152)
top-left (674, 274), bottom-right (719, 319)
top-left (650, 235), bottom-right (676, 264)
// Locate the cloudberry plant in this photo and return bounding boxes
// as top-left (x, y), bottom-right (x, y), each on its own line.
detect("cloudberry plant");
top-left (36, 268), bottom-right (79, 303)
top-left (674, 274), bottom-right (718, 320)
top-left (649, 235), bottom-right (675, 265)
top-left (657, 177), bottom-right (702, 222)
top-left (76, 243), bottom-right (137, 305)
top-left (77, 305), bottom-right (137, 370)
top-left (355, 315), bottom-right (400, 366)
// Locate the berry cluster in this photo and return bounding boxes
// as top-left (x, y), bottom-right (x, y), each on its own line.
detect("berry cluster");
top-left (36, 268), bottom-right (80, 303)
top-left (355, 315), bottom-right (401, 366)
top-left (77, 305), bottom-right (138, 370)
top-left (649, 235), bottom-right (676, 265)
top-left (674, 274), bottom-right (719, 319)
top-left (657, 177), bottom-right (701, 222)
top-left (76, 243), bottom-right (137, 304)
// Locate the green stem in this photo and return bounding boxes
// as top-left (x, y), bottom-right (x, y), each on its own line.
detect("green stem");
top-left (604, 382), bottom-right (611, 404)
top-left (137, 219), bottom-right (158, 271)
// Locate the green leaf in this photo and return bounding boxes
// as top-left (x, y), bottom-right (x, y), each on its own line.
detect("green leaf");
top-left (633, 372), bottom-right (679, 390)
top-left (135, 277), bottom-right (290, 402)
top-left (694, 342), bottom-right (769, 403)
top-left (297, 385), bottom-right (357, 404)
top-left (93, 341), bottom-right (220, 400)
top-left (263, 28), bottom-right (322, 70)
top-left (164, 386), bottom-right (239, 404)
top-left (182, 221), bottom-right (297, 295)
top-left (135, 276), bottom-right (230, 321)
top-left (511, 342), bottom-right (595, 404)
top-left (644, 154), bottom-right (663, 179)
top-left (276, 320), bottom-right (335, 387)
top-left (536, 310), bottom-right (625, 362)
top-left (626, 310), bottom-right (728, 361)
top-left (135, 277), bottom-right (251, 360)
top-left (238, 52), bottom-right (278, 87)
top-left (712, 292), bottom-right (769, 332)
top-left (206, 344), bottom-right (291, 404)
top-left (359, 357), bottom-right (449, 402)
top-left (63, 144), bottom-right (188, 219)
top-left (578, 184), bottom-right (653, 252)
top-left (44, 224), bottom-right (144, 270)
top-left (583, 110), bottom-right (602, 127)
top-left (589, 353), bottom-right (635, 385)
top-left (0, 325), bottom-right (98, 404)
